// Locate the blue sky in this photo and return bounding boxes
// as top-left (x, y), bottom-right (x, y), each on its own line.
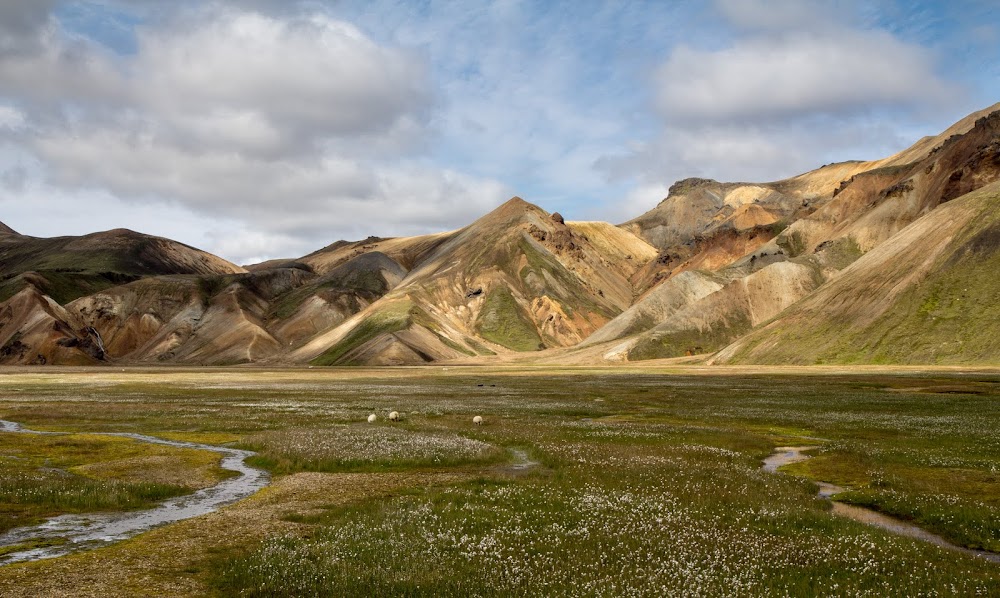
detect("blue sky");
top-left (0, 0), bottom-right (996, 263)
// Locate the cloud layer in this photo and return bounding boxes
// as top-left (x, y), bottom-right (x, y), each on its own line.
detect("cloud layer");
top-left (598, 0), bottom-right (965, 201)
top-left (0, 0), bottom-right (992, 261)
top-left (0, 3), bottom-right (509, 262)
top-left (656, 31), bottom-right (951, 123)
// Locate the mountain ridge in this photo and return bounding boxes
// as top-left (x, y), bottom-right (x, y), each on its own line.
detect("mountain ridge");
top-left (2, 102), bottom-right (999, 366)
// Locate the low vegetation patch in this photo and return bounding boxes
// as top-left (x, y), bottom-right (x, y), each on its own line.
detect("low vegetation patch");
top-left (244, 426), bottom-right (504, 473)
top-left (475, 287), bottom-right (542, 352)
top-left (310, 301), bottom-right (413, 366)
top-left (0, 431), bottom-right (227, 533)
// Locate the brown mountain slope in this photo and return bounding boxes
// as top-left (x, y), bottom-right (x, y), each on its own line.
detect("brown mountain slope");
top-left (61, 240), bottom-right (413, 365)
top-left (291, 197), bottom-right (657, 365)
top-left (770, 107), bottom-right (1000, 263)
top-left (597, 103), bottom-right (1000, 362)
top-left (618, 179), bottom-right (798, 294)
top-left (618, 261), bottom-right (821, 361)
top-left (867, 101), bottom-right (1000, 169)
top-left (714, 181), bottom-right (1000, 365)
top-left (0, 285), bottom-right (102, 365)
top-left (0, 221), bottom-right (18, 235)
top-left (0, 228), bottom-right (244, 279)
top-left (298, 231), bottom-right (456, 275)
top-left (266, 252), bottom-right (408, 349)
top-left (67, 266), bottom-right (335, 365)
top-left (621, 178), bottom-right (800, 251)
top-left (620, 103), bottom-right (1000, 290)
top-left (0, 228), bottom-right (245, 305)
top-left (580, 270), bottom-right (725, 347)
top-left (3, 103), bottom-right (1000, 367)
top-left (3, 241), bottom-right (409, 365)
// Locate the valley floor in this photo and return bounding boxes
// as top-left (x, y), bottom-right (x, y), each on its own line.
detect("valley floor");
top-left (1, 366), bottom-right (1000, 596)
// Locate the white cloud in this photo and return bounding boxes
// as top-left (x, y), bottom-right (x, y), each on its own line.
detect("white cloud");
top-left (0, 180), bottom-right (224, 249)
top-left (0, 4), bottom-right (514, 262)
top-left (0, 0), bottom-right (987, 263)
top-left (0, 106), bottom-right (25, 130)
top-left (599, 0), bottom-right (965, 193)
top-left (0, 1), bottom-right (58, 55)
top-left (712, 0), bottom-right (849, 33)
top-left (0, 155), bottom-right (509, 264)
top-left (655, 30), bottom-right (954, 123)
top-left (134, 11), bottom-right (431, 152)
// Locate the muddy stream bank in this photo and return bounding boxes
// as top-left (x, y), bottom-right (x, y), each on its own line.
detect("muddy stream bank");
top-left (764, 446), bottom-right (1000, 564)
top-left (0, 420), bottom-right (270, 565)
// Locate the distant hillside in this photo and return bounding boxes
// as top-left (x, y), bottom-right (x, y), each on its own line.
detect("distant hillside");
top-left (581, 102), bottom-right (1000, 361)
top-left (290, 197), bottom-right (657, 365)
top-left (0, 221), bottom-right (17, 235)
top-left (715, 181), bottom-right (1000, 364)
top-left (0, 228), bottom-right (244, 305)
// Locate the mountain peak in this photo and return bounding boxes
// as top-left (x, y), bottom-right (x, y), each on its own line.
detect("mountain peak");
top-left (0, 221), bottom-right (19, 235)
top-left (500, 195), bottom-right (530, 209)
top-left (666, 177), bottom-right (720, 198)
top-left (471, 195), bottom-right (546, 228)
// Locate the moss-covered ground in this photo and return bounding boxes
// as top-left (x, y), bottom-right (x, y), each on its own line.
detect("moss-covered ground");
top-left (0, 430), bottom-right (231, 535)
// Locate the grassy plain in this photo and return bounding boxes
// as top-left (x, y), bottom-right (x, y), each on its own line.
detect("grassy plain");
top-left (0, 366), bottom-right (999, 596)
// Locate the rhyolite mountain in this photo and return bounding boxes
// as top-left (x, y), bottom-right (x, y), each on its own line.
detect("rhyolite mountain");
top-left (2, 102), bottom-right (999, 366)
top-left (290, 197), bottom-right (656, 365)
top-left (0, 228), bottom-right (245, 364)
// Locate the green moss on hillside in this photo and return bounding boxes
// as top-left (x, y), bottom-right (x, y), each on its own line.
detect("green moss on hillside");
top-left (830, 233), bottom-right (1000, 364)
top-left (408, 307), bottom-right (476, 357)
top-left (776, 230), bottom-right (807, 258)
top-left (628, 311), bottom-right (753, 361)
top-left (729, 188), bottom-right (1000, 365)
top-left (311, 302), bottom-right (413, 366)
top-left (269, 254), bottom-right (399, 321)
top-left (475, 287), bottom-right (543, 352)
top-left (0, 271), bottom-right (140, 305)
top-left (464, 337), bottom-right (496, 356)
top-left (516, 237), bottom-right (615, 320)
top-left (822, 237), bottom-right (864, 270)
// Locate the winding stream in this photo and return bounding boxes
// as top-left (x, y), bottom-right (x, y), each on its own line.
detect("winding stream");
top-left (0, 420), bottom-right (269, 565)
top-left (764, 446), bottom-right (1000, 563)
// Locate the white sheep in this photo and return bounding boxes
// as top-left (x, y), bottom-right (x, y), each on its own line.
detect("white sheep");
top-left (389, 411), bottom-right (400, 422)
top-left (473, 415), bottom-right (483, 425)
top-left (367, 413), bottom-right (377, 423)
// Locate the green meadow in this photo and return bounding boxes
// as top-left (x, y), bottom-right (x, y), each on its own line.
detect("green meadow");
top-left (0, 366), bottom-right (998, 596)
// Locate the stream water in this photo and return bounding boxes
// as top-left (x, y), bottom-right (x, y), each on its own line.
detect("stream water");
top-left (764, 446), bottom-right (1000, 563)
top-left (507, 448), bottom-right (539, 472)
top-left (0, 420), bottom-right (269, 565)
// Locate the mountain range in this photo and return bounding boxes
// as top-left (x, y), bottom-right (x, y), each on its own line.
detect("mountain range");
top-left (2, 102), bottom-right (999, 366)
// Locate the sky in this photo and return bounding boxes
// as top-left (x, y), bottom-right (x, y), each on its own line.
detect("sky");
top-left (0, 0), bottom-right (996, 264)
